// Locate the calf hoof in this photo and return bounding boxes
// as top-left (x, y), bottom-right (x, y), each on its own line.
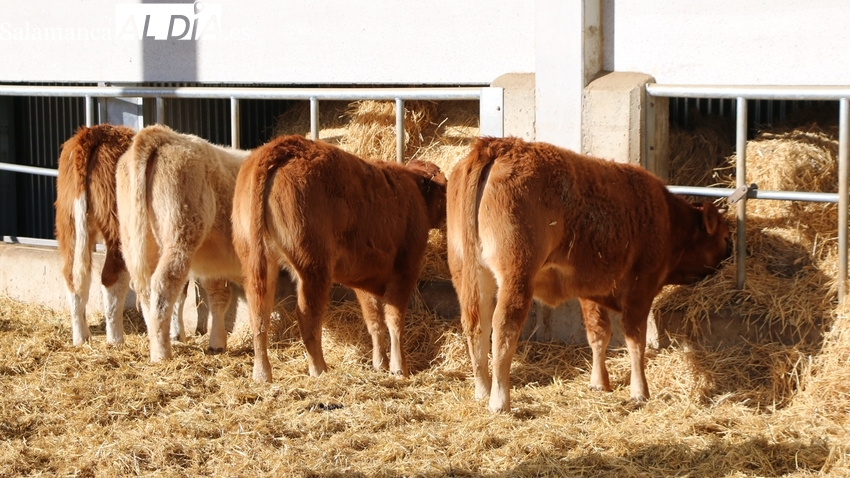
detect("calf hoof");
top-left (206, 347), bottom-right (224, 355)
top-left (487, 400), bottom-right (510, 414)
top-left (149, 351), bottom-right (172, 363)
top-left (72, 334), bottom-right (91, 347)
top-left (390, 369), bottom-right (406, 379)
top-left (589, 384), bottom-right (612, 392)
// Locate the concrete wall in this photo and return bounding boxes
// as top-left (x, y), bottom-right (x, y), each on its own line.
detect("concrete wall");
top-left (602, 0), bottom-right (850, 85)
top-left (0, 0), bottom-right (535, 85)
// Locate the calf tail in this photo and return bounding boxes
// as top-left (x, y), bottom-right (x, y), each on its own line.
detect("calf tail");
top-left (455, 137), bottom-right (502, 335)
top-left (122, 125), bottom-right (169, 296)
top-left (242, 135), bottom-right (308, 305)
top-left (59, 128), bottom-right (95, 294)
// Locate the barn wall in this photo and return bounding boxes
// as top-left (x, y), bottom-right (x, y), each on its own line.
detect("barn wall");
top-left (0, 0), bottom-right (535, 85)
top-left (602, 0), bottom-right (850, 85)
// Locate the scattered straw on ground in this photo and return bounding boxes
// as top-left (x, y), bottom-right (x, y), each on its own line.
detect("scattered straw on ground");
top-left (1, 293), bottom-right (848, 476)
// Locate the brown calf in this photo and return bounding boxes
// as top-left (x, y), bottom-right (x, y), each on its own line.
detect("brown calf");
top-left (116, 124), bottom-right (250, 362)
top-left (232, 135), bottom-right (447, 382)
top-left (55, 125), bottom-right (134, 346)
top-left (447, 137), bottom-right (731, 412)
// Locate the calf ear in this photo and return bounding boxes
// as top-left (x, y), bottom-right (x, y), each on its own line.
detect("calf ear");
top-left (702, 201), bottom-right (720, 234)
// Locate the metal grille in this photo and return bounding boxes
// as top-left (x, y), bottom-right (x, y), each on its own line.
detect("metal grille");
top-left (670, 97), bottom-right (832, 137)
top-left (6, 83), bottom-right (94, 239)
top-left (0, 83), bottom-right (502, 243)
top-left (140, 83), bottom-right (293, 148)
top-left (1, 83), bottom-right (295, 240)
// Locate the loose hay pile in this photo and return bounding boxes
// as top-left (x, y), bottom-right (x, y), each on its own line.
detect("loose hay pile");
top-left (1, 109), bottom-right (849, 476)
top-left (655, 116), bottom-right (844, 345)
top-left (2, 292), bottom-right (848, 476)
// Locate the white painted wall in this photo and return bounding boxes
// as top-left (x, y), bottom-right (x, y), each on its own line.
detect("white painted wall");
top-left (604, 0), bottom-right (850, 85)
top-left (534, 0), bottom-right (587, 151)
top-left (0, 0), bottom-right (535, 85)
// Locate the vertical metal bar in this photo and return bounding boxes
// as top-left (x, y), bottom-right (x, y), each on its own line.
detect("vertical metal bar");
top-left (230, 97), bottom-right (240, 149)
top-left (156, 97), bottom-right (165, 124)
top-left (310, 97), bottom-right (319, 141)
top-left (838, 98), bottom-right (849, 302)
top-left (736, 97), bottom-right (748, 289)
top-left (84, 95), bottom-right (93, 127)
top-left (479, 87), bottom-right (505, 138)
top-left (396, 98), bottom-right (404, 163)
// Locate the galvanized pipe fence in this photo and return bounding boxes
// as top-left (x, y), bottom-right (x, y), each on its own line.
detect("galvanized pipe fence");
top-left (0, 84), bottom-right (504, 246)
top-left (646, 84), bottom-right (850, 302)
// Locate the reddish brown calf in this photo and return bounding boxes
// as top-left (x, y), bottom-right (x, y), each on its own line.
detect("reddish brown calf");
top-left (232, 135), bottom-right (447, 382)
top-left (447, 137), bottom-right (731, 412)
top-left (55, 125), bottom-right (134, 346)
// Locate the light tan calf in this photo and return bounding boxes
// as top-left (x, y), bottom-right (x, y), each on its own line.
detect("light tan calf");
top-left (116, 124), bottom-right (249, 362)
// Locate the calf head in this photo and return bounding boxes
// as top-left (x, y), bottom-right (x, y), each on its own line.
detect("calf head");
top-left (407, 159), bottom-right (448, 229)
top-left (667, 201), bottom-right (732, 285)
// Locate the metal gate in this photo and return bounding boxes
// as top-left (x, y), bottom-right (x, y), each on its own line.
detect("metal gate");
top-left (647, 84), bottom-right (850, 300)
top-left (0, 84), bottom-right (504, 243)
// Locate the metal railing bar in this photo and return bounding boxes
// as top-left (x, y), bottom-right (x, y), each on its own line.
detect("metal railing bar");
top-left (310, 97), bottom-right (319, 141)
top-left (0, 163), bottom-right (58, 177)
top-left (396, 98), bottom-right (404, 163)
top-left (0, 85), bottom-right (485, 101)
top-left (838, 98), bottom-right (849, 301)
top-left (230, 97), bottom-right (240, 149)
top-left (648, 84), bottom-right (850, 100)
top-left (735, 97), bottom-right (747, 289)
top-left (2, 236), bottom-right (59, 248)
top-left (1, 235), bottom-right (108, 251)
top-left (156, 97), bottom-right (165, 124)
top-left (665, 186), bottom-right (841, 203)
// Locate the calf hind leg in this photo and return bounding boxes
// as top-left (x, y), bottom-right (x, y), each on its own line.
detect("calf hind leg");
top-left (66, 273), bottom-right (92, 346)
top-left (294, 270), bottom-right (331, 377)
top-left (621, 301), bottom-right (652, 401)
top-left (145, 254), bottom-right (191, 362)
top-left (169, 281), bottom-right (188, 343)
top-left (100, 246), bottom-right (129, 345)
top-left (489, 278), bottom-right (534, 413)
top-left (579, 299), bottom-right (612, 392)
top-left (354, 289), bottom-right (390, 372)
top-left (203, 278), bottom-right (232, 353)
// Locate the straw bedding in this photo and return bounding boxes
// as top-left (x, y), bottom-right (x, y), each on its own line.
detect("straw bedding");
top-left (1, 103), bottom-right (848, 476)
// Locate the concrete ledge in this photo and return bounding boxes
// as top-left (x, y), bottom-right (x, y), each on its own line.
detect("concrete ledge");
top-left (0, 242), bottom-right (136, 314)
top-left (3, 242), bottom-right (819, 350)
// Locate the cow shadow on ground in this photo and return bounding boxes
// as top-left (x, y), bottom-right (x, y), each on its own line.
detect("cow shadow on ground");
top-left (295, 435), bottom-right (831, 477)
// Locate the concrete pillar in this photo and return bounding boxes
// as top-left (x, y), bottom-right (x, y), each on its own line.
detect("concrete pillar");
top-left (581, 71), bottom-right (670, 178)
top-left (535, 0), bottom-right (602, 150)
top-left (491, 73), bottom-right (536, 141)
